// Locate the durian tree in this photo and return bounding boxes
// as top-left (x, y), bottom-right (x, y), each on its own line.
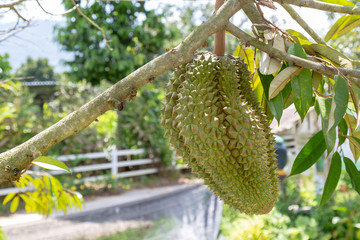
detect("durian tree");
top-left (1, 0), bottom-right (360, 214)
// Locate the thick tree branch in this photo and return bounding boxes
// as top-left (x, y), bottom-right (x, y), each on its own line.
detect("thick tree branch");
top-left (282, 4), bottom-right (327, 45)
top-left (226, 22), bottom-right (360, 85)
top-left (274, 0), bottom-right (360, 15)
top-left (0, 0), bottom-right (250, 183)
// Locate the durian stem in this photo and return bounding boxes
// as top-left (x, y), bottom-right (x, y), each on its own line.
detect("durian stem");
top-left (214, 0), bottom-right (225, 56)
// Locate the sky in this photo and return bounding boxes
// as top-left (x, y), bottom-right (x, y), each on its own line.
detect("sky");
top-left (0, 0), bottom-right (333, 72)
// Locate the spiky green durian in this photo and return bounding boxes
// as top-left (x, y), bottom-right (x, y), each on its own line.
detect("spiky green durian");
top-left (161, 52), bottom-right (279, 215)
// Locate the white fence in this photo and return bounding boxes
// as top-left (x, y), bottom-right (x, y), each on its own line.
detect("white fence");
top-left (0, 148), bottom-right (159, 196)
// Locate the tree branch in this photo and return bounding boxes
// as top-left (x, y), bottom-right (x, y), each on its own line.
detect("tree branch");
top-left (0, 0), bottom-right (26, 8)
top-left (0, 0), bottom-right (250, 183)
top-left (35, 0), bottom-right (78, 16)
top-left (274, 0), bottom-right (360, 15)
top-left (282, 4), bottom-right (327, 45)
top-left (226, 22), bottom-right (360, 85)
top-left (70, 0), bottom-right (112, 50)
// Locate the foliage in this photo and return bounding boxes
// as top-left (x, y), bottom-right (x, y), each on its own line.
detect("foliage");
top-left (15, 57), bottom-right (58, 82)
top-left (0, 80), bottom-right (41, 152)
top-left (220, 174), bottom-right (360, 240)
top-left (234, 17), bottom-right (360, 203)
top-left (2, 173), bottom-right (83, 216)
top-left (0, 53), bottom-right (11, 80)
top-left (117, 84), bottom-right (173, 165)
top-left (56, 0), bottom-right (176, 85)
top-left (0, 227), bottom-right (6, 240)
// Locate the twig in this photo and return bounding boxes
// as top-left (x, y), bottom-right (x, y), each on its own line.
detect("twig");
top-left (274, 0), bottom-right (360, 15)
top-left (254, 2), bottom-right (294, 42)
top-left (0, 0), bottom-right (26, 8)
top-left (35, 0), bottom-right (78, 16)
top-left (226, 22), bottom-right (360, 86)
top-left (0, 21), bottom-right (31, 42)
top-left (10, 5), bottom-right (28, 22)
top-left (282, 4), bottom-right (327, 45)
top-left (70, 0), bottom-right (112, 50)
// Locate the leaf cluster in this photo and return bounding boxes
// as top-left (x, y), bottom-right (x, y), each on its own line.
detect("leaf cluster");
top-left (2, 173), bottom-right (83, 216)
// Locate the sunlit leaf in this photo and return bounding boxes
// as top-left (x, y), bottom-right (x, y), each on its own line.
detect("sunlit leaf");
top-left (328, 75), bottom-right (349, 132)
top-left (3, 192), bottom-right (16, 205)
top-left (10, 196), bottom-right (19, 213)
top-left (320, 152), bottom-right (342, 206)
top-left (312, 71), bottom-right (322, 91)
top-left (269, 66), bottom-right (302, 99)
top-left (289, 131), bottom-right (326, 176)
top-left (259, 32), bottom-right (285, 75)
top-left (309, 44), bottom-right (353, 69)
top-left (344, 157), bottom-right (360, 195)
top-left (325, 15), bottom-right (360, 42)
top-left (318, 0), bottom-right (354, 7)
top-left (345, 113), bottom-right (360, 161)
top-left (33, 156), bottom-right (70, 173)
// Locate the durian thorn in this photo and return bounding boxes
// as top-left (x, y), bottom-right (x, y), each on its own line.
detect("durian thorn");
top-left (214, 0), bottom-right (225, 57)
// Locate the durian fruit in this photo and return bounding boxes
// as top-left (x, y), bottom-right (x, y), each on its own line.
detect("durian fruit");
top-left (161, 52), bottom-right (279, 215)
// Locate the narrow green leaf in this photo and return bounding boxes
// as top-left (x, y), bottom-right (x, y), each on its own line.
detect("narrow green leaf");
top-left (287, 43), bottom-right (308, 59)
top-left (291, 68), bottom-right (313, 121)
top-left (258, 70), bottom-right (273, 100)
top-left (269, 93), bottom-right (284, 122)
top-left (349, 86), bottom-right (360, 130)
top-left (328, 75), bottom-right (349, 131)
top-left (345, 113), bottom-right (360, 161)
top-left (325, 15), bottom-right (360, 42)
top-left (309, 44), bottom-right (353, 68)
top-left (269, 66), bottom-right (302, 99)
top-left (320, 152), bottom-right (342, 205)
top-left (344, 157), bottom-right (360, 195)
top-left (312, 71), bottom-right (322, 91)
top-left (318, 0), bottom-right (354, 6)
top-left (290, 131), bottom-right (326, 176)
top-left (317, 97), bottom-right (336, 154)
top-left (33, 156), bottom-right (70, 173)
top-left (3, 192), bottom-right (16, 205)
top-left (339, 118), bottom-right (348, 145)
top-left (10, 196), bottom-right (19, 213)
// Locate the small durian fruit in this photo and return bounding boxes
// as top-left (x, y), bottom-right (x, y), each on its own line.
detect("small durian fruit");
top-left (161, 52), bottom-right (279, 215)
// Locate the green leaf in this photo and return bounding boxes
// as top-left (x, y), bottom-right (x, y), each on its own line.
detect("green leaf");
top-left (3, 192), bottom-right (16, 205)
top-left (339, 118), bottom-right (348, 145)
top-left (287, 43), bottom-right (308, 59)
top-left (325, 15), bottom-right (360, 42)
top-left (317, 97), bottom-right (336, 154)
top-left (33, 156), bottom-right (71, 173)
top-left (312, 71), bottom-right (322, 91)
top-left (344, 157), bottom-right (360, 195)
top-left (10, 196), bottom-right (19, 213)
top-left (291, 68), bottom-right (313, 121)
top-left (269, 93), bottom-right (284, 122)
top-left (328, 75), bottom-right (349, 131)
top-left (345, 113), bottom-right (360, 161)
top-left (309, 44), bottom-right (353, 69)
top-left (269, 66), bottom-right (302, 99)
top-left (289, 131), bottom-right (326, 176)
top-left (320, 152), bottom-right (342, 206)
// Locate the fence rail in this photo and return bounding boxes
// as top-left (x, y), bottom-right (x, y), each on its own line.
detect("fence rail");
top-left (0, 148), bottom-right (159, 196)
